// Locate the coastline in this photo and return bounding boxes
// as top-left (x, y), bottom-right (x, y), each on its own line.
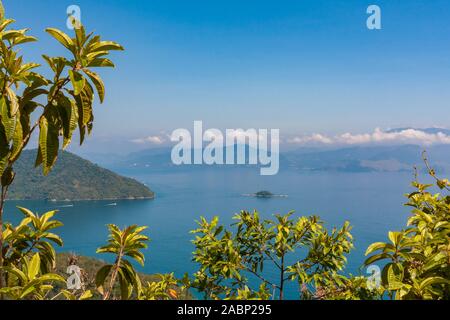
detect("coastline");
top-left (5, 195), bottom-right (155, 202)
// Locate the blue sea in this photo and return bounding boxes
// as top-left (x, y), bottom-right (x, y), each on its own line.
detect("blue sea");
top-left (4, 169), bottom-right (414, 299)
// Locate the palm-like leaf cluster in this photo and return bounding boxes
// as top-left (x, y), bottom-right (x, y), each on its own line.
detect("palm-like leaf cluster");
top-left (96, 225), bottom-right (150, 300)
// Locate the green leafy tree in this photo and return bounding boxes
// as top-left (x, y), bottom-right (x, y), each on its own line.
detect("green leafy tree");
top-left (0, 1), bottom-right (122, 292)
top-left (0, 206), bottom-right (96, 300)
top-left (365, 153), bottom-right (450, 300)
top-left (186, 211), bottom-right (362, 300)
top-left (0, 252), bottom-right (64, 299)
top-left (0, 1), bottom-right (185, 302)
top-left (2, 207), bottom-right (63, 273)
top-left (95, 224), bottom-right (149, 300)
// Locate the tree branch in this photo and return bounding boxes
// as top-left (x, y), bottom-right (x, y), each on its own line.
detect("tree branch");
top-left (244, 266), bottom-right (279, 290)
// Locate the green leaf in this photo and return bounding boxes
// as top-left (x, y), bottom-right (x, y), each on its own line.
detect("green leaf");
top-left (365, 242), bottom-right (387, 256)
top-left (57, 95), bottom-right (78, 148)
top-left (5, 87), bottom-right (19, 115)
top-left (74, 25), bottom-right (87, 48)
top-left (0, 96), bottom-right (15, 141)
top-left (19, 285), bottom-right (37, 299)
top-left (2, 29), bottom-right (26, 41)
top-left (0, 19), bottom-right (14, 32)
top-left (388, 231), bottom-right (403, 246)
top-left (38, 273), bottom-right (65, 283)
top-left (17, 206), bottom-right (36, 218)
top-left (79, 290), bottom-right (93, 300)
top-left (95, 264), bottom-right (112, 293)
top-left (45, 28), bottom-right (74, 52)
top-left (13, 34), bottom-right (37, 45)
top-left (384, 263), bottom-right (404, 290)
top-left (419, 277), bottom-right (450, 290)
top-left (83, 69), bottom-right (105, 103)
top-left (0, 266), bottom-right (27, 282)
top-left (45, 233), bottom-right (63, 246)
top-left (9, 110), bottom-right (23, 162)
top-left (73, 87), bottom-right (93, 128)
top-left (118, 270), bottom-right (132, 300)
top-left (87, 58), bottom-right (115, 68)
top-left (1, 166), bottom-right (14, 187)
top-left (86, 51), bottom-right (109, 61)
top-left (18, 62), bottom-right (40, 75)
top-left (28, 253), bottom-right (41, 280)
top-left (69, 69), bottom-right (85, 96)
top-left (0, 128), bottom-right (10, 177)
top-left (34, 145), bottom-right (43, 167)
top-left (38, 115), bottom-right (59, 175)
top-left (88, 41), bottom-right (124, 53)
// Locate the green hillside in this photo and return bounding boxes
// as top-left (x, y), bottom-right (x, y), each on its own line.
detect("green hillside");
top-left (7, 150), bottom-right (154, 201)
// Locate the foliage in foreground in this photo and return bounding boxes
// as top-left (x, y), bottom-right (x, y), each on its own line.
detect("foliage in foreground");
top-left (0, 3), bottom-right (181, 300)
top-left (364, 155), bottom-right (450, 299)
top-left (0, 0), bottom-right (122, 292)
top-left (0, 208), bottom-right (185, 300)
top-left (2, 163), bottom-right (447, 300)
top-left (185, 212), bottom-right (364, 300)
top-left (184, 165), bottom-right (449, 300)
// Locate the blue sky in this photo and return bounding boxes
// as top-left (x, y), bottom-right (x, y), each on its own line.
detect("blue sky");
top-left (4, 0), bottom-right (450, 152)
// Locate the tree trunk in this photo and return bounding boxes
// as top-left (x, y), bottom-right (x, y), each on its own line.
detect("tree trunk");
top-left (279, 254), bottom-right (285, 300)
top-left (104, 251), bottom-right (123, 300)
top-left (0, 186), bottom-right (6, 296)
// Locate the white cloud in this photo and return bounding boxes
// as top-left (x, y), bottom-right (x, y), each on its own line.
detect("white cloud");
top-left (287, 134), bottom-right (333, 145)
top-left (131, 135), bottom-right (165, 144)
top-left (288, 128), bottom-right (450, 146)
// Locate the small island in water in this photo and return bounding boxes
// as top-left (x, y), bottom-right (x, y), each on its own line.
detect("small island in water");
top-left (7, 150), bottom-right (154, 201)
top-left (243, 191), bottom-right (288, 198)
top-left (255, 191), bottom-right (274, 198)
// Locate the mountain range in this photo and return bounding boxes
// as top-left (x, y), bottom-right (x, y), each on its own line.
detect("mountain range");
top-left (85, 143), bottom-right (450, 175)
top-left (283, 144), bottom-right (450, 173)
top-left (81, 128), bottom-right (449, 174)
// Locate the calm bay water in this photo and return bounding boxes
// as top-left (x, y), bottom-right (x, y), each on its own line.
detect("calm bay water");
top-left (4, 169), bottom-right (414, 299)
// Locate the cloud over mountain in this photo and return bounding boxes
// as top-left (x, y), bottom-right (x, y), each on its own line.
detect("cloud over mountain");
top-left (287, 128), bottom-right (450, 146)
top-left (131, 135), bottom-right (166, 144)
